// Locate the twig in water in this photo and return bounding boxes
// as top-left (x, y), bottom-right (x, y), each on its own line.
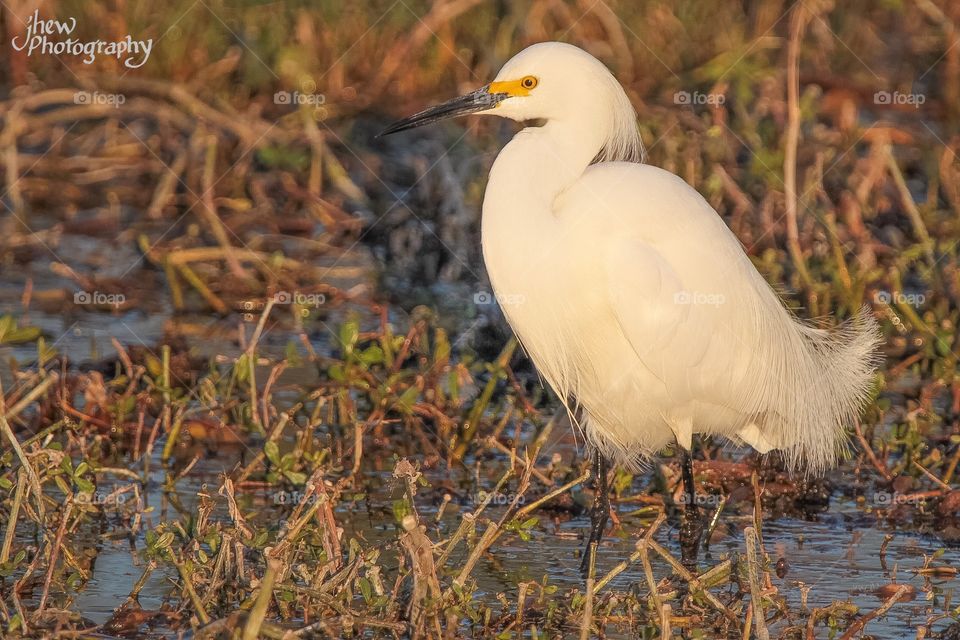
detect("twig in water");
top-left (854, 417), bottom-right (892, 482)
top-left (838, 584), bottom-right (910, 640)
top-left (37, 500), bottom-right (72, 615)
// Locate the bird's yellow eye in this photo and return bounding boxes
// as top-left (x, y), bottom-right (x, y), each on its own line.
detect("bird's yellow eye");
top-left (489, 76), bottom-right (539, 97)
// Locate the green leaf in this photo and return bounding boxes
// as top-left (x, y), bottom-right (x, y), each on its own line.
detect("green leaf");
top-left (358, 577), bottom-right (373, 602)
top-left (256, 146), bottom-right (309, 171)
top-left (284, 342), bottom-right (303, 367)
top-left (339, 320), bottom-right (360, 356)
top-left (396, 386), bottom-right (420, 413)
top-left (155, 532), bottom-right (175, 550)
top-left (37, 337), bottom-right (57, 367)
top-left (283, 470), bottom-right (307, 485)
top-left (359, 345), bottom-right (384, 366)
top-left (264, 441), bottom-right (281, 466)
top-left (145, 354), bottom-right (162, 378)
top-left (392, 499), bottom-right (411, 524)
top-left (236, 354), bottom-right (250, 383)
top-left (0, 319), bottom-right (42, 345)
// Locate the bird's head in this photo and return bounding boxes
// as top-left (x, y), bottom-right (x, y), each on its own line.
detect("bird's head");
top-left (379, 42), bottom-right (644, 163)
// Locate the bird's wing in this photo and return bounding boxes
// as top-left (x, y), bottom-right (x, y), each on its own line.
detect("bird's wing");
top-left (603, 238), bottom-right (750, 412)
top-left (604, 240), bottom-right (711, 389)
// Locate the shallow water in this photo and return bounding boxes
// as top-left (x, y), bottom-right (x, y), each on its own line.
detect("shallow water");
top-left (59, 447), bottom-right (960, 639)
top-left (3, 226), bottom-right (958, 638)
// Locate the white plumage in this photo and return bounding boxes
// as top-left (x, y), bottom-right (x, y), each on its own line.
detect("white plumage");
top-left (481, 42), bottom-right (880, 473)
top-left (385, 41), bottom-right (881, 474)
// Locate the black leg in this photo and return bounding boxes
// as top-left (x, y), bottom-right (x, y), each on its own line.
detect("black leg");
top-left (679, 446), bottom-right (704, 571)
top-left (580, 449), bottom-right (610, 576)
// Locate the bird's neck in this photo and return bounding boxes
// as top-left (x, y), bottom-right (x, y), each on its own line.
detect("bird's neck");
top-left (481, 120), bottom-right (604, 287)
top-left (486, 120), bottom-right (603, 208)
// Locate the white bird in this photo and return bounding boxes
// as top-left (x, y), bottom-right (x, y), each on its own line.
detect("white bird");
top-left (382, 41), bottom-right (880, 569)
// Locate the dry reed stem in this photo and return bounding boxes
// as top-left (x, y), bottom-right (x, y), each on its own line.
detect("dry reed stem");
top-left (0, 469), bottom-right (26, 565)
top-left (400, 514), bottom-right (443, 635)
top-left (580, 542), bottom-right (598, 640)
top-left (885, 147), bottom-right (935, 266)
top-left (0, 373), bottom-right (58, 518)
top-left (784, 0), bottom-right (816, 289)
top-left (242, 556), bottom-right (280, 640)
top-left (647, 539), bottom-right (737, 622)
top-left (744, 526), bottom-right (770, 640)
top-left (36, 500), bottom-right (71, 615)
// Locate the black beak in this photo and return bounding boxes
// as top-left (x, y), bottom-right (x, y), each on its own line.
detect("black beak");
top-left (378, 86), bottom-right (507, 137)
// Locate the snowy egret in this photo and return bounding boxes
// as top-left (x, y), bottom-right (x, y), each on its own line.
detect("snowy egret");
top-left (381, 42), bottom-right (880, 570)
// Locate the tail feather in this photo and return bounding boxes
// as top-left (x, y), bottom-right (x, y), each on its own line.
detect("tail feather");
top-left (754, 306), bottom-right (882, 474)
